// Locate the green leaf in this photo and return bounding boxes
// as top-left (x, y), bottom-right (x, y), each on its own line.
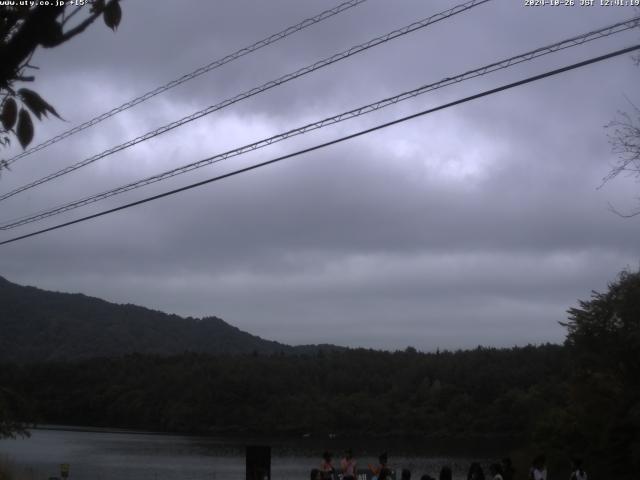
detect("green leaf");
top-left (103, 0), bottom-right (122, 31)
top-left (1, 98), bottom-right (17, 130)
top-left (18, 88), bottom-right (62, 121)
top-left (16, 108), bottom-right (34, 149)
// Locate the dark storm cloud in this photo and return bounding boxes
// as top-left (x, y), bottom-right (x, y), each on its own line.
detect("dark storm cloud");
top-left (0, 0), bottom-right (638, 349)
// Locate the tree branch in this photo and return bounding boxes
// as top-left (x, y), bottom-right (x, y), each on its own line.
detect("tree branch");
top-left (0, 6), bottom-right (63, 85)
top-left (56, 5), bottom-right (105, 45)
top-left (607, 201), bottom-right (640, 218)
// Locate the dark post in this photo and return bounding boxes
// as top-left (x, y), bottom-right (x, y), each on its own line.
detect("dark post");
top-left (246, 445), bottom-right (271, 480)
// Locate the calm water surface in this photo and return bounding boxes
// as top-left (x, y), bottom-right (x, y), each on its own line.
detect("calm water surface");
top-left (0, 428), bottom-right (496, 480)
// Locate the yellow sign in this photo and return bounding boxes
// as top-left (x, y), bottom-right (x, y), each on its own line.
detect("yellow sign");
top-left (60, 464), bottom-right (70, 479)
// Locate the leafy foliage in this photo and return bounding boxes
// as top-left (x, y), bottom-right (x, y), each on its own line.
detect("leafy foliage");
top-left (557, 269), bottom-right (640, 478)
top-left (18, 88), bottom-right (61, 121)
top-left (15, 108), bottom-right (32, 149)
top-left (0, 97), bottom-right (16, 130)
top-left (102, 0), bottom-right (122, 31)
top-left (0, 1), bottom-right (123, 158)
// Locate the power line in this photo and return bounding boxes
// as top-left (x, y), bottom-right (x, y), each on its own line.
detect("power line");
top-left (2, 0), bottom-right (369, 167)
top-left (0, 0), bottom-right (491, 203)
top-left (1, 16), bottom-right (638, 230)
top-left (1, 44), bottom-right (637, 248)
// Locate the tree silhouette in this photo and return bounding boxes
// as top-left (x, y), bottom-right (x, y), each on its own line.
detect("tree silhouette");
top-left (605, 101), bottom-right (640, 217)
top-left (0, 387), bottom-right (30, 439)
top-left (0, 0), bottom-right (123, 169)
top-left (603, 19), bottom-right (640, 217)
top-left (0, 0), bottom-right (122, 435)
top-left (561, 268), bottom-right (640, 476)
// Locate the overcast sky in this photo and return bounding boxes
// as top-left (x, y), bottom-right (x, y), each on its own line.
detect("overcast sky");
top-left (1, 0), bottom-right (639, 350)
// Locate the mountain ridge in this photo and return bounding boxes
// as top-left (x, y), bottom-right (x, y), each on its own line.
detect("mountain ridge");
top-left (0, 275), bottom-right (336, 362)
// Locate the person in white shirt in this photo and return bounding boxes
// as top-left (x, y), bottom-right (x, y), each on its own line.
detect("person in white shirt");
top-left (529, 455), bottom-right (547, 480)
top-left (489, 463), bottom-right (503, 480)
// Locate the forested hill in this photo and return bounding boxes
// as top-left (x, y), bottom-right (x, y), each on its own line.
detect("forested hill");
top-left (0, 275), bottom-right (326, 362)
top-left (2, 270), bottom-right (638, 477)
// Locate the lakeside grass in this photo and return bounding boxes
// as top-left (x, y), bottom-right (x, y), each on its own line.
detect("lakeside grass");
top-left (0, 456), bottom-right (15, 480)
top-left (0, 456), bottom-right (37, 480)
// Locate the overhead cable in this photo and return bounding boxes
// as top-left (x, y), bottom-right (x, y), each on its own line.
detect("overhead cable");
top-left (1, 44), bottom-right (637, 247)
top-left (0, 0), bottom-right (491, 203)
top-left (2, 0), bottom-right (369, 166)
top-left (2, 16), bottom-right (638, 230)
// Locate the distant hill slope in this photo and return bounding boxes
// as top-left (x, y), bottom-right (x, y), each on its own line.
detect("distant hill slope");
top-left (0, 275), bottom-right (325, 362)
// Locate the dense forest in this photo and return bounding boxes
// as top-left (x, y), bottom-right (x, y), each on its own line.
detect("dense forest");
top-left (0, 270), bottom-right (638, 477)
top-left (0, 345), bottom-right (568, 437)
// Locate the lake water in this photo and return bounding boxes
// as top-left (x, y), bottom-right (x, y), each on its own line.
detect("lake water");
top-left (0, 428), bottom-right (498, 480)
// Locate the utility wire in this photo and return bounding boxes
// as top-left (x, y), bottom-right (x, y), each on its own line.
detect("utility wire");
top-left (0, 0), bottom-right (491, 203)
top-left (1, 16), bottom-right (638, 230)
top-left (2, 0), bottom-right (369, 167)
top-left (1, 44), bottom-right (637, 248)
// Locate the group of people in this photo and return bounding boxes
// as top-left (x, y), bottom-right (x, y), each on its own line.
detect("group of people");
top-left (523, 455), bottom-right (587, 480)
top-left (466, 460), bottom-right (514, 480)
top-left (309, 450), bottom-right (588, 480)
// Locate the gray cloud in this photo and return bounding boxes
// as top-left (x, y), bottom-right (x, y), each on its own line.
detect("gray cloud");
top-left (1, 0), bottom-right (639, 350)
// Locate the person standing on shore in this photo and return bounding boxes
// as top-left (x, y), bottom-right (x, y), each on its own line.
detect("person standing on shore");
top-left (340, 449), bottom-right (357, 480)
top-left (501, 458), bottom-right (515, 480)
top-left (529, 455), bottom-right (547, 480)
top-left (320, 451), bottom-right (335, 480)
top-left (368, 452), bottom-right (389, 480)
top-left (489, 464), bottom-right (503, 480)
top-left (569, 458), bottom-right (587, 480)
top-left (467, 463), bottom-right (485, 480)
top-left (439, 466), bottom-right (452, 480)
